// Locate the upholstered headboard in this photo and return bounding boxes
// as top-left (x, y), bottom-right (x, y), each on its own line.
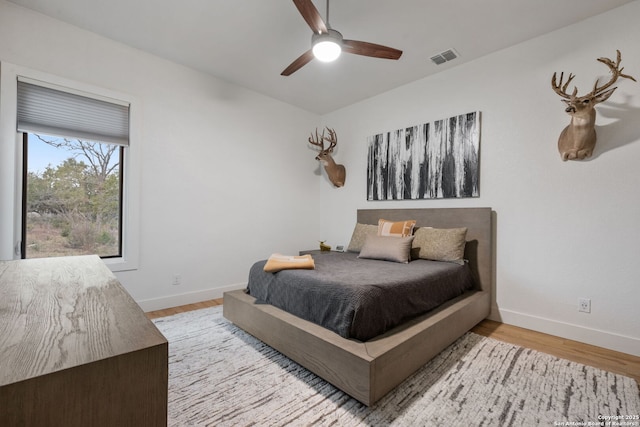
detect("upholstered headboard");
top-left (357, 208), bottom-right (493, 293)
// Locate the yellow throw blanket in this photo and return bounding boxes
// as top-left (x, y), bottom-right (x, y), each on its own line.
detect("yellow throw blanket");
top-left (263, 253), bottom-right (315, 273)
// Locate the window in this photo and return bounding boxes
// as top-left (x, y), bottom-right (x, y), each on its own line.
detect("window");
top-left (16, 78), bottom-right (129, 260)
top-left (0, 64), bottom-right (139, 270)
top-left (22, 133), bottom-right (123, 258)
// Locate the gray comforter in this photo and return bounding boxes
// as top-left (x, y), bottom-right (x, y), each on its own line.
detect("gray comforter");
top-left (246, 251), bottom-right (474, 341)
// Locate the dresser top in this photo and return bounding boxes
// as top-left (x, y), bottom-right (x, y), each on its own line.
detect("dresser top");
top-left (0, 255), bottom-right (167, 386)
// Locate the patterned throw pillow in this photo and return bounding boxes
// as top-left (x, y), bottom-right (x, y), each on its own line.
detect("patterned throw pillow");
top-left (347, 223), bottom-right (378, 253)
top-left (412, 227), bottom-right (468, 263)
top-left (377, 219), bottom-right (416, 237)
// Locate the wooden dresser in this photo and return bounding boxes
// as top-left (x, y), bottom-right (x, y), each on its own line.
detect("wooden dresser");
top-left (0, 255), bottom-right (168, 426)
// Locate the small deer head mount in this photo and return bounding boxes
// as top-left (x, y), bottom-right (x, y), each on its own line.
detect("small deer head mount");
top-left (308, 127), bottom-right (346, 187)
top-left (551, 50), bottom-right (636, 161)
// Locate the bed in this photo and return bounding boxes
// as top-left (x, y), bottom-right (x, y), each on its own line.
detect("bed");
top-left (223, 207), bottom-right (493, 406)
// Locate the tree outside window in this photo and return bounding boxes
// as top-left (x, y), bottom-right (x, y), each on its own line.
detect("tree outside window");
top-left (23, 133), bottom-right (122, 259)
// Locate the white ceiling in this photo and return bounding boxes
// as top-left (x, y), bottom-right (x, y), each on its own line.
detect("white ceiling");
top-left (8, 0), bottom-right (635, 114)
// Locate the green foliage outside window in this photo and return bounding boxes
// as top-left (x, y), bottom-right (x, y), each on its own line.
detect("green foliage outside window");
top-left (25, 135), bottom-right (121, 258)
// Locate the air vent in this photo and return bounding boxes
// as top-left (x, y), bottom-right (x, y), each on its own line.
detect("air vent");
top-left (430, 49), bottom-right (458, 65)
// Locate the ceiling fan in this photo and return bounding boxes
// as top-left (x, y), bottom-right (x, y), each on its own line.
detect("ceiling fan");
top-left (281, 0), bottom-right (403, 76)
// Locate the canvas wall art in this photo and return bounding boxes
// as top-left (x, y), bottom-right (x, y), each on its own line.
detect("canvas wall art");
top-left (366, 111), bottom-right (480, 200)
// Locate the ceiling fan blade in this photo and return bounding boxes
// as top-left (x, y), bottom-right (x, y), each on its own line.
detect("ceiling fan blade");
top-left (292, 0), bottom-right (328, 34)
top-left (343, 40), bottom-right (403, 60)
top-left (281, 50), bottom-right (315, 76)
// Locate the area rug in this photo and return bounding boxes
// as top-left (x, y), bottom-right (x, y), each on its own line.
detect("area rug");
top-left (153, 306), bottom-right (640, 426)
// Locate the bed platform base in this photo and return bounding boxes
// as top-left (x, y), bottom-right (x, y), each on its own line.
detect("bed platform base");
top-left (223, 288), bottom-right (489, 406)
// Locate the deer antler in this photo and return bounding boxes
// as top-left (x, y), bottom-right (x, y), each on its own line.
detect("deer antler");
top-left (591, 50), bottom-right (637, 96)
top-left (552, 50), bottom-right (637, 100)
top-left (308, 128), bottom-right (326, 152)
top-left (551, 71), bottom-right (578, 99)
top-left (322, 128), bottom-right (338, 153)
top-left (308, 127), bottom-right (338, 153)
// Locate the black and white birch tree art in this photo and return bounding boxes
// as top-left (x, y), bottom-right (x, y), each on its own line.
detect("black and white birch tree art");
top-left (367, 111), bottom-right (480, 200)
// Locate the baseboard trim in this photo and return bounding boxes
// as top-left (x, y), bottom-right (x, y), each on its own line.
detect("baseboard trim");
top-left (137, 283), bottom-right (246, 312)
top-left (492, 308), bottom-right (640, 357)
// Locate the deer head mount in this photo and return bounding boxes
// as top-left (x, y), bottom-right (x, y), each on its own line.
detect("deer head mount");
top-left (551, 50), bottom-right (636, 161)
top-left (308, 127), bottom-right (346, 187)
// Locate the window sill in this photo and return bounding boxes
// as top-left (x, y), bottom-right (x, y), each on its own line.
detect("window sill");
top-left (103, 256), bottom-right (138, 273)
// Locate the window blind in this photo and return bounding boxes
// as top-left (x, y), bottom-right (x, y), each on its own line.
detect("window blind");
top-left (16, 79), bottom-right (130, 146)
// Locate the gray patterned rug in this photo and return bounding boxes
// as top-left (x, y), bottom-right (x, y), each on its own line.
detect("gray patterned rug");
top-left (153, 306), bottom-right (639, 426)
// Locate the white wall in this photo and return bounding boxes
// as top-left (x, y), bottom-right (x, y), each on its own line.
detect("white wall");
top-left (0, 1), bottom-right (321, 309)
top-left (319, 2), bottom-right (640, 356)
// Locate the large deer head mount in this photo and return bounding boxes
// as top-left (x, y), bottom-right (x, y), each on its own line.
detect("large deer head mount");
top-left (551, 50), bottom-right (636, 161)
top-left (308, 127), bottom-right (346, 187)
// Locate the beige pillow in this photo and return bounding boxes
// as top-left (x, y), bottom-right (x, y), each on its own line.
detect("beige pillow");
top-left (377, 219), bottom-right (416, 237)
top-left (358, 235), bottom-right (414, 263)
top-left (412, 227), bottom-right (468, 263)
top-left (347, 223), bottom-right (378, 253)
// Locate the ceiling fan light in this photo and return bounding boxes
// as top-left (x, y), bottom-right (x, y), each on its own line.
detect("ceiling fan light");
top-left (313, 39), bottom-right (342, 62)
top-left (312, 29), bottom-right (343, 62)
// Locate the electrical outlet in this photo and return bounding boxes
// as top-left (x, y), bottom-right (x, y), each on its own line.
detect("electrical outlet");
top-left (172, 274), bottom-right (181, 286)
top-left (578, 298), bottom-right (591, 313)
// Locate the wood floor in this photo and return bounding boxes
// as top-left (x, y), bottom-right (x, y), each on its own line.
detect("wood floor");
top-left (146, 298), bottom-right (640, 384)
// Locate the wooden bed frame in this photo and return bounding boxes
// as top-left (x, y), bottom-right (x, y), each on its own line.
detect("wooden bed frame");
top-left (223, 207), bottom-right (493, 406)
